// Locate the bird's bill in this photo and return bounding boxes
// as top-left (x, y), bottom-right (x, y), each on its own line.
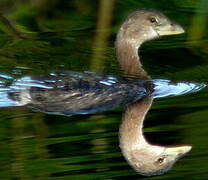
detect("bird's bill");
top-left (155, 22), bottom-right (185, 36)
top-left (165, 145), bottom-right (192, 160)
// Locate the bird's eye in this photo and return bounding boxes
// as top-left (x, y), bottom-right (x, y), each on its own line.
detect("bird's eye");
top-left (150, 17), bottom-right (157, 23)
top-left (157, 157), bottom-right (165, 164)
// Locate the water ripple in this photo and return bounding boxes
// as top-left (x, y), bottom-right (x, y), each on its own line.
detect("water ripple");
top-left (153, 79), bottom-right (206, 98)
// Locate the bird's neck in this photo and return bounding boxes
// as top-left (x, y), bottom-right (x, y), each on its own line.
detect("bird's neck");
top-left (119, 96), bottom-right (153, 153)
top-left (116, 37), bottom-right (149, 79)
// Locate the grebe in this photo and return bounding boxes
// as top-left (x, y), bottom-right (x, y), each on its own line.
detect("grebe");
top-left (0, 9), bottom-right (193, 176)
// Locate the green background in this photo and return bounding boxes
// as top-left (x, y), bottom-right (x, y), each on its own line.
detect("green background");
top-left (0, 0), bottom-right (208, 179)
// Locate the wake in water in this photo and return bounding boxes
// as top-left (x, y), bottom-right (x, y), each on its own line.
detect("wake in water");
top-left (0, 71), bottom-right (206, 115)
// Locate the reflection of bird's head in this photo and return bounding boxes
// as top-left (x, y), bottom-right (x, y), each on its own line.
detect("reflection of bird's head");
top-left (118, 9), bottom-right (184, 45)
top-left (126, 144), bottom-right (191, 176)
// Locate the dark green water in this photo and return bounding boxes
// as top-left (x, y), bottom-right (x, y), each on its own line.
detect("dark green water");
top-left (0, 0), bottom-right (208, 179)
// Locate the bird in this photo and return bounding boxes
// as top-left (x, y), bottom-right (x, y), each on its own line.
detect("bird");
top-left (3, 71), bottom-right (152, 115)
top-left (0, 8), bottom-right (193, 176)
top-left (117, 9), bottom-right (192, 176)
top-left (0, 9), bottom-right (202, 118)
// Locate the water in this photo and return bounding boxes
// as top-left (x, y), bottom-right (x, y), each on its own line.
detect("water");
top-left (0, 0), bottom-right (208, 179)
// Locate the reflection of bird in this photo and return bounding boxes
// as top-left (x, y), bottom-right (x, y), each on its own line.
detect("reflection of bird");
top-left (117, 9), bottom-right (191, 176)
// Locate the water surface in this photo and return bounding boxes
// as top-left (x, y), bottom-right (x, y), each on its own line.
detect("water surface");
top-left (0, 1), bottom-right (208, 179)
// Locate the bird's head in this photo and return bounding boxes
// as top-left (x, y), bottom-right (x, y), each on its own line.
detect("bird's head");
top-left (118, 9), bottom-right (184, 46)
top-left (126, 144), bottom-right (191, 176)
